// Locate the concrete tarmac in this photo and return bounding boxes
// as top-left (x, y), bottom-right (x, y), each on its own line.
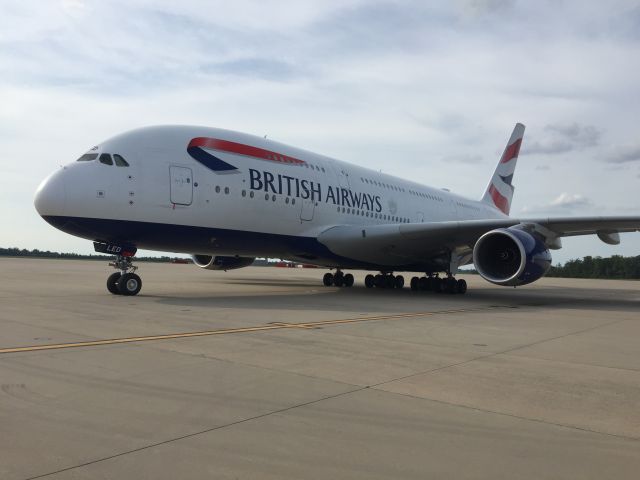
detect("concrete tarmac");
top-left (1, 258), bottom-right (639, 479)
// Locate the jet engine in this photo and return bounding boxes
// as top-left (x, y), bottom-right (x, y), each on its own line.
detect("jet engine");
top-left (472, 228), bottom-right (551, 286)
top-left (191, 255), bottom-right (255, 271)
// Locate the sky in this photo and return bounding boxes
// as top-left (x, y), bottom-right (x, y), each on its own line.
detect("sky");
top-left (1, 0), bottom-right (639, 264)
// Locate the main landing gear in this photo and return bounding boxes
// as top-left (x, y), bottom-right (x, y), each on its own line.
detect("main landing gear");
top-left (323, 270), bottom-right (354, 287)
top-left (364, 273), bottom-right (405, 289)
top-left (106, 255), bottom-right (142, 296)
top-left (409, 275), bottom-right (467, 294)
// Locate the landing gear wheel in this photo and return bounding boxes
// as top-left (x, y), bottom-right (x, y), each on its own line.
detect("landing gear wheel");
top-left (334, 274), bottom-right (344, 287)
top-left (410, 277), bottom-right (419, 291)
top-left (323, 272), bottom-right (334, 286)
top-left (374, 274), bottom-right (383, 288)
top-left (445, 277), bottom-right (457, 294)
top-left (433, 277), bottom-right (444, 293)
top-left (365, 274), bottom-right (375, 289)
top-left (107, 272), bottom-right (122, 295)
top-left (117, 273), bottom-right (142, 296)
top-left (418, 277), bottom-right (428, 291)
top-left (456, 278), bottom-right (467, 294)
top-left (344, 273), bottom-right (354, 287)
top-left (394, 275), bottom-right (404, 289)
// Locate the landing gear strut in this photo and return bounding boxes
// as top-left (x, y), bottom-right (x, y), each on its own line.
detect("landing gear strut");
top-left (322, 270), bottom-right (354, 288)
top-left (107, 255), bottom-right (142, 296)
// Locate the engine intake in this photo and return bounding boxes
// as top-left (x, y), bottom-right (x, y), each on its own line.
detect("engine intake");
top-left (473, 228), bottom-right (551, 286)
top-left (191, 255), bottom-right (255, 271)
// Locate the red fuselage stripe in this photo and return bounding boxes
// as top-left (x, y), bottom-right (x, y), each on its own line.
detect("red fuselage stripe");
top-left (188, 137), bottom-right (306, 165)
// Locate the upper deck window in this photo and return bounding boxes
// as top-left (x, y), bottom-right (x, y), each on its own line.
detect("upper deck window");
top-left (77, 153), bottom-right (98, 162)
top-left (113, 154), bottom-right (129, 167)
top-left (99, 153), bottom-right (113, 165)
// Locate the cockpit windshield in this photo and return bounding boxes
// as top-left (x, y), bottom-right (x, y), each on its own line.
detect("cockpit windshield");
top-left (113, 154), bottom-right (129, 167)
top-left (99, 153), bottom-right (113, 165)
top-left (76, 152), bottom-right (130, 166)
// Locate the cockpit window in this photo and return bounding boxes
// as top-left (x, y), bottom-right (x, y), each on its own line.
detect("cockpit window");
top-left (77, 153), bottom-right (98, 162)
top-left (99, 153), bottom-right (113, 165)
top-left (113, 154), bottom-right (130, 167)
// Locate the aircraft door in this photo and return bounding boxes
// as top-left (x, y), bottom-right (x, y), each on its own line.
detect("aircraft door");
top-left (170, 166), bottom-right (193, 205)
top-left (331, 161), bottom-right (350, 189)
top-left (300, 198), bottom-right (316, 221)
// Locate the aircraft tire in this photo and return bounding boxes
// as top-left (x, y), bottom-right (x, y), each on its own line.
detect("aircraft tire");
top-left (410, 277), bottom-right (419, 290)
top-left (365, 274), bottom-right (375, 288)
top-left (117, 273), bottom-right (142, 296)
top-left (456, 279), bottom-right (468, 294)
top-left (395, 275), bottom-right (404, 289)
top-left (418, 277), bottom-right (428, 291)
top-left (323, 272), bottom-right (334, 286)
top-left (344, 273), bottom-right (354, 287)
top-left (107, 272), bottom-right (122, 295)
top-left (445, 277), bottom-right (457, 294)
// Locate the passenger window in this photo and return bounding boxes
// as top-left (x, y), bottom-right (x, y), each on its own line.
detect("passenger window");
top-left (113, 154), bottom-right (129, 167)
top-left (77, 153), bottom-right (98, 162)
top-left (99, 153), bottom-right (113, 165)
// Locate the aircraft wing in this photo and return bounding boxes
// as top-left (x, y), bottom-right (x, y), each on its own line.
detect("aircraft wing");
top-left (518, 216), bottom-right (640, 237)
top-left (317, 216), bottom-right (640, 266)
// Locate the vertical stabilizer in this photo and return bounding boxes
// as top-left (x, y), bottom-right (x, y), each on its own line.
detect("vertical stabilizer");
top-left (481, 123), bottom-right (525, 216)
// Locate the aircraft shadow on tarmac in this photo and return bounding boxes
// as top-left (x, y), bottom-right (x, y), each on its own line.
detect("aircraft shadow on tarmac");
top-left (152, 283), bottom-right (640, 314)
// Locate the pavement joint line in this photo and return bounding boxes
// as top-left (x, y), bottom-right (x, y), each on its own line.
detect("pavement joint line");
top-left (0, 305), bottom-right (509, 355)
top-left (268, 322), bottom-right (318, 329)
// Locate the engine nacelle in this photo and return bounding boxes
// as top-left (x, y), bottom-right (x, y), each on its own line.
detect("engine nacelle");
top-left (472, 228), bottom-right (551, 286)
top-left (191, 255), bottom-right (255, 271)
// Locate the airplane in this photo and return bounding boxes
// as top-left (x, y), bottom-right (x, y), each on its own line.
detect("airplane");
top-left (34, 123), bottom-right (640, 296)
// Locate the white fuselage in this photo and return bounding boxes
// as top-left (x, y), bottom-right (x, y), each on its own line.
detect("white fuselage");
top-left (35, 125), bottom-right (505, 270)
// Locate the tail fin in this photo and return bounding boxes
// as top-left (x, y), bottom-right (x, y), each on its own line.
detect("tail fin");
top-left (481, 123), bottom-right (525, 216)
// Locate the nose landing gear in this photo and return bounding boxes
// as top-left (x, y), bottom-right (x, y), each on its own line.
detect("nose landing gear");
top-left (94, 242), bottom-right (142, 296)
top-left (107, 255), bottom-right (142, 296)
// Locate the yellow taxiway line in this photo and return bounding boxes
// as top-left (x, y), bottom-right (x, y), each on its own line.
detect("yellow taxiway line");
top-left (0, 306), bottom-right (510, 355)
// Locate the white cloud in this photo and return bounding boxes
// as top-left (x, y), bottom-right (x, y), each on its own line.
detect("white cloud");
top-left (525, 123), bottom-right (602, 155)
top-left (605, 145), bottom-right (640, 163)
top-left (522, 193), bottom-right (593, 214)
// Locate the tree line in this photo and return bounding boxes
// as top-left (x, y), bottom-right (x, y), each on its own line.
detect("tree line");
top-left (546, 255), bottom-right (640, 279)
top-left (0, 247), bottom-right (179, 263)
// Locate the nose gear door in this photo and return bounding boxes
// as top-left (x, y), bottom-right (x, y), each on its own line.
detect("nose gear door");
top-left (170, 166), bottom-right (193, 205)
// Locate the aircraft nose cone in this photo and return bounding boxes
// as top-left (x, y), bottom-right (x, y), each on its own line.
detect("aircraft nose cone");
top-left (34, 168), bottom-right (67, 217)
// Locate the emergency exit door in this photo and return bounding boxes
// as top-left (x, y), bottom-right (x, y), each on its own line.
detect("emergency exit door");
top-left (170, 166), bottom-right (193, 205)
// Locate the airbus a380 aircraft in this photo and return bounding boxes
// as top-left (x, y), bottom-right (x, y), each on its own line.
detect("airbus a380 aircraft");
top-left (34, 123), bottom-right (640, 296)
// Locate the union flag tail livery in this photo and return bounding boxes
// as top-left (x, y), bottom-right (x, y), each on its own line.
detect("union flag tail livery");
top-left (481, 123), bottom-right (525, 215)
